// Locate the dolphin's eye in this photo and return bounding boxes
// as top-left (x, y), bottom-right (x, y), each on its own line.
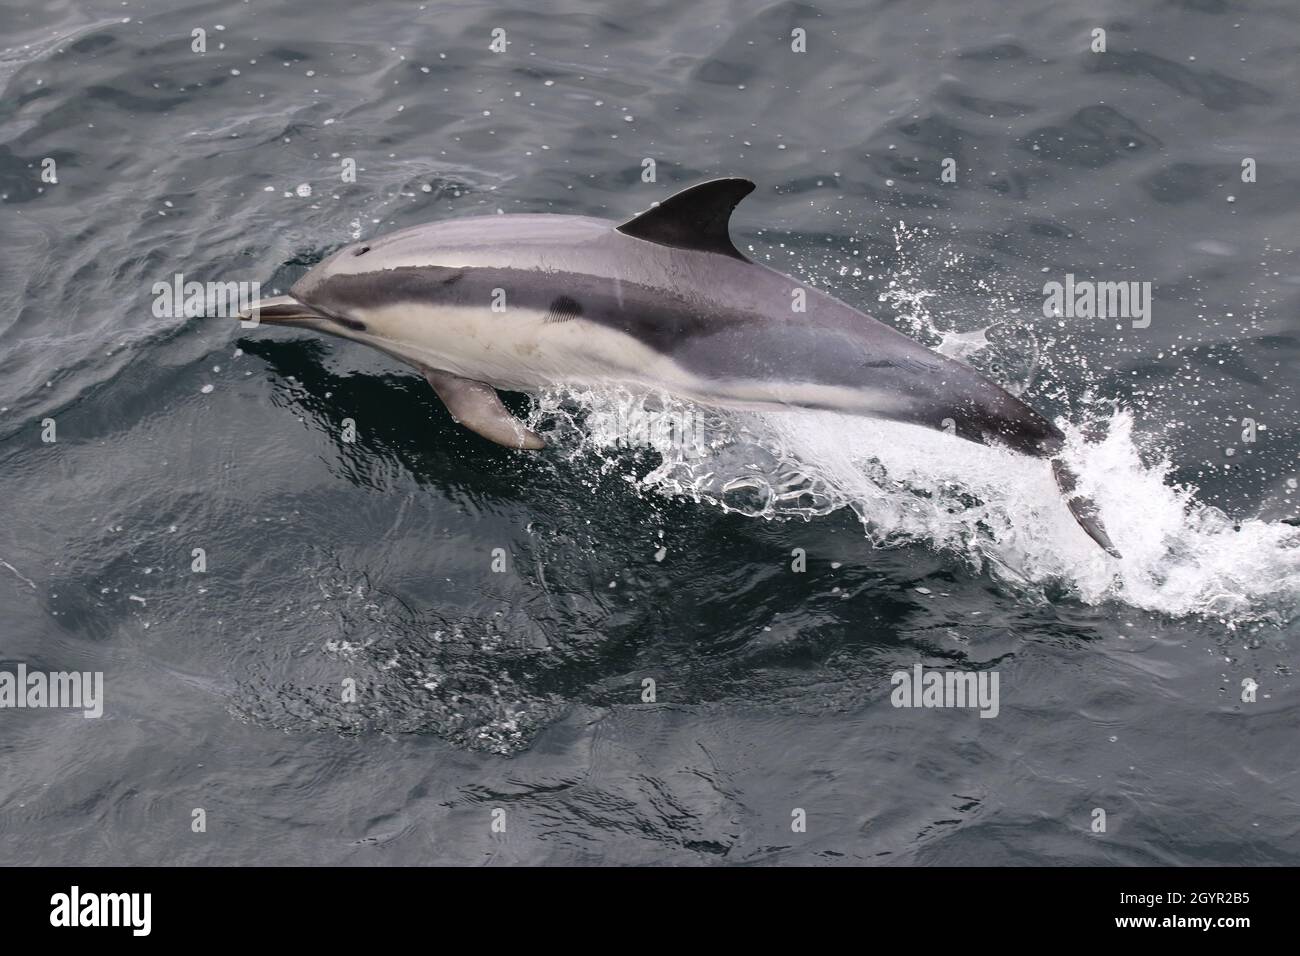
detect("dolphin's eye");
top-left (353, 245), bottom-right (371, 256)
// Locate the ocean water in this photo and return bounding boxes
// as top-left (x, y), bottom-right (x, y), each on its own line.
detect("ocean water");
top-left (1, 0), bottom-right (1297, 864)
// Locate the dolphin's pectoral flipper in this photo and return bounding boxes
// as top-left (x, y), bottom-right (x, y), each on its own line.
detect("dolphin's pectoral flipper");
top-left (422, 369), bottom-right (545, 450)
top-left (1051, 460), bottom-right (1121, 558)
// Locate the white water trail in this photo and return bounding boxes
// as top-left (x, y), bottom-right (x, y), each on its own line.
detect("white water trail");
top-left (531, 387), bottom-right (1300, 625)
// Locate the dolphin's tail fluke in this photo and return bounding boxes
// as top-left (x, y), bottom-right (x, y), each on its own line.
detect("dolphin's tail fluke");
top-left (957, 401), bottom-right (1120, 557)
top-left (1051, 459), bottom-right (1121, 558)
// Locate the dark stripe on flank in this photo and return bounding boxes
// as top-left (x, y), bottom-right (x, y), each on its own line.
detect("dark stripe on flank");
top-left (299, 264), bottom-right (755, 356)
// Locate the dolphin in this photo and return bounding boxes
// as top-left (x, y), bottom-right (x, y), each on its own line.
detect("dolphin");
top-left (239, 178), bottom-right (1119, 556)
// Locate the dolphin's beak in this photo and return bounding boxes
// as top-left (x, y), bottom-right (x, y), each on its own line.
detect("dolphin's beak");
top-left (236, 294), bottom-right (320, 326)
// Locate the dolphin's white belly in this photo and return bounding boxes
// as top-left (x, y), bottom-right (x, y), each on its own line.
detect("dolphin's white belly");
top-left (350, 301), bottom-right (889, 416)
top-left (350, 302), bottom-right (688, 390)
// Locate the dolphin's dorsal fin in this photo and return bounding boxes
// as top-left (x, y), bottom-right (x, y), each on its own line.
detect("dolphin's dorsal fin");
top-left (616, 178), bottom-right (755, 260)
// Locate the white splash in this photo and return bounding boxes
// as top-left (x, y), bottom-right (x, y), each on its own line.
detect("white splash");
top-left (530, 385), bottom-right (1300, 624)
